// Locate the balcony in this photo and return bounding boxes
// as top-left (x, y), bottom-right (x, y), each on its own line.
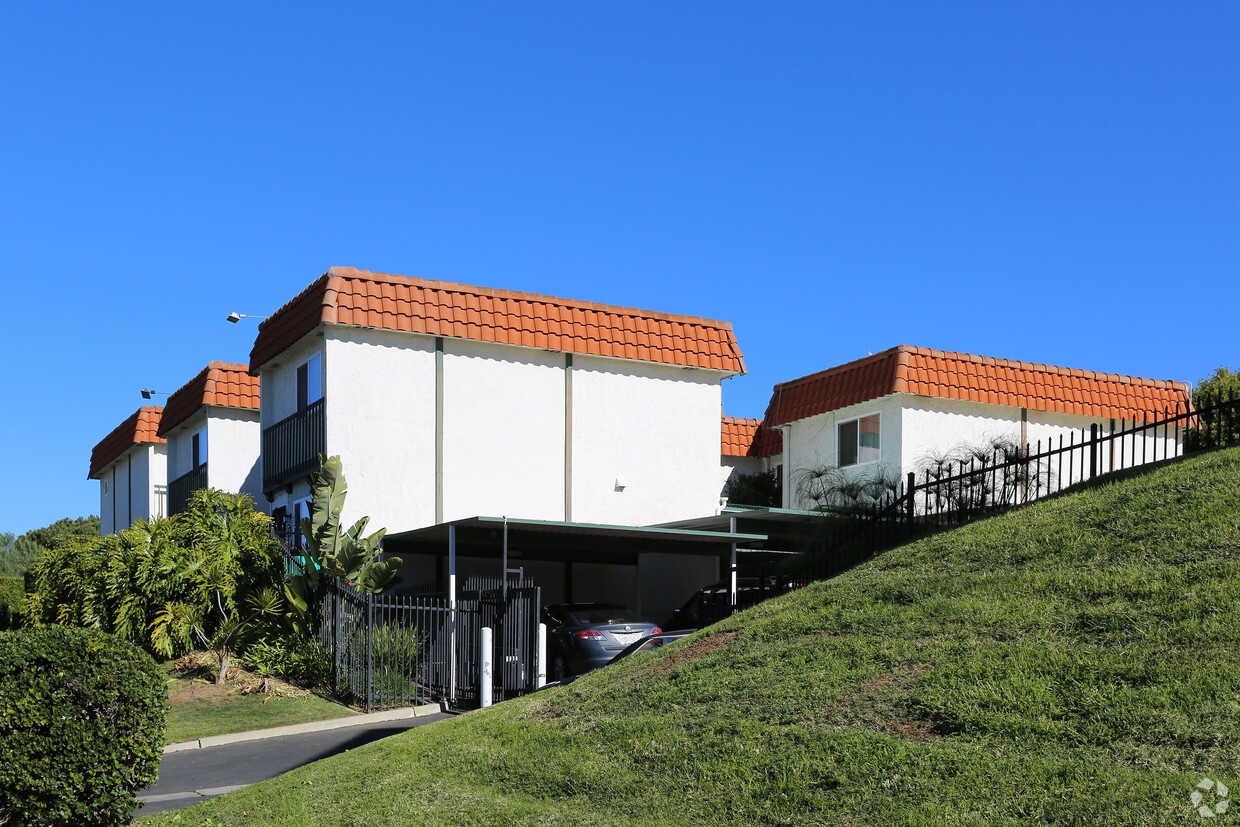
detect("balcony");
top-left (168, 463), bottom-right (208, 516)
top-left (263, 398), bottom-right (326, 492)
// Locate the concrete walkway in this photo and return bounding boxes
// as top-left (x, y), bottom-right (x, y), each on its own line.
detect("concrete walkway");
top-left (140, 703), bottom-right (453, 816)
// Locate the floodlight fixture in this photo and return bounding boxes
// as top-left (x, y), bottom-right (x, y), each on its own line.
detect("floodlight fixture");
top-left (226, 312), bottom-right (269, 323)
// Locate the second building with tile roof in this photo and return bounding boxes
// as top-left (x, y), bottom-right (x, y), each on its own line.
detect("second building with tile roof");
top-left (157, 362), bottom-right (263, 515)
top-left (741, 345), bottom-right (1191, 509)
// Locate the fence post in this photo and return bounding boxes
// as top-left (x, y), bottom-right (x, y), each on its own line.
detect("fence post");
top-left (1089, 424), bottom-right (1099, 480)
top-left (480, 626), bottom-right (493, 708)
top-left (366, 590), bottom-right (374, 713)
top-left (333, 583), bottom-right (341, 694)
top-left (536, 623), bottom-right (547, 690)
top-left (905, 471), bottom-right (915, 529)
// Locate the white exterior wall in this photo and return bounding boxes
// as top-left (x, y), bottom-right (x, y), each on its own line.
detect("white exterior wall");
top-left (166, 411), bottom-right (208, 481)
top-left (783, 396), bottom-right (905, 509)
top-left (441, 339), bottom-right (565, 523)
top-left (149, 444), bottom-right (168, 520)
top-left (206, 409), bottom-right (263, 504)
top-left (778, 393), bottom-right (1183, 507)
top-left (570, 355), bottom-right (724, 525)
top-left (96, 443), bottom-right (166, 534)
top-left (323, 327), bottom-right (438, 534)
top-left (260, 336), bottom-right (326, 429)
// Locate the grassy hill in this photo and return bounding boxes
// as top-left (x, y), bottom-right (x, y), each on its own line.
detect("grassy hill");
top-left (142, 447), bottom-right (1240, 826)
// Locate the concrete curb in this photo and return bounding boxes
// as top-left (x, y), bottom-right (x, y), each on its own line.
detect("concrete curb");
top-left (163, 701), bottom-right (448, 754)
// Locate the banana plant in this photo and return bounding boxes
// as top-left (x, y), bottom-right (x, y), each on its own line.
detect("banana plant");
top-left (285, 455), bottom-right (402, 638)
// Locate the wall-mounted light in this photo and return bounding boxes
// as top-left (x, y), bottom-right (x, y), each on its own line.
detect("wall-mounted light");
top-left (141, 389), bottom-right (168, 400)
top-left (614, 478), bottom-right (627, 492)
top-left (226, 312), bottom-right (269, 323)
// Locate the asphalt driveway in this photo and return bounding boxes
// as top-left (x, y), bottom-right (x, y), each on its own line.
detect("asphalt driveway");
top-left (138, 711), bottom-right (453, 816)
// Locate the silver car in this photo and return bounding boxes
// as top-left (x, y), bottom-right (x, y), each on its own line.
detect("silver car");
top-left (542, 603), bottom-right (661, 681)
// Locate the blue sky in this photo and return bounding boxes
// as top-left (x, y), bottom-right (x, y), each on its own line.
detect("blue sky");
top-left (2, 3), bottom-right (1236, 535)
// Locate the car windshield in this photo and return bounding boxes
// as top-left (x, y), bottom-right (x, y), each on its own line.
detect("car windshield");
top-left (569, 606), bottom-right (645, 625)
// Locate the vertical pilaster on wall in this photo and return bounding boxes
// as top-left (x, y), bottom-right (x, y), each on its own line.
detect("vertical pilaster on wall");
top-left (435, 337), bottom-right (445, 524)
top-left (564, 353), bottom-right (573, 522)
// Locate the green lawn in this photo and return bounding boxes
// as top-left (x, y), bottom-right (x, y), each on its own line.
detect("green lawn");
top-left (141, 446), bottom-right (1240, 825)
top-left (163, 668), bottom-right (357, 745)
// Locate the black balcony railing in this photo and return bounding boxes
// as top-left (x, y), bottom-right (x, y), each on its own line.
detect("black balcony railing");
top-left (263, 398), bottom-right (326, 492)
top-left (168, 462), bottom-right (208, 516)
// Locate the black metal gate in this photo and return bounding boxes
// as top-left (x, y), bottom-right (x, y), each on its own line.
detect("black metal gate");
top-left (457, 577), bottom-right (541, 707)
top-left (281, 544), bottom-right (541, 711)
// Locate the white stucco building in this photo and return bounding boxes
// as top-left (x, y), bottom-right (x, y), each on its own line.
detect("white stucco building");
top-left (89, 406), bottom-right (168, 535)
top-left (157, 362), bottom-right (262, 514)
top-left (249, 267), bottom-right (747, 540)
top-left (748, 345), bottom-right (1192, 509)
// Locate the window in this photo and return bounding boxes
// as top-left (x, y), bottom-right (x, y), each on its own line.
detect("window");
top-left (296, 354), bottom-right (322, 410)
top-left (838, 413), bottom-right (880, 467)
top-left (191, 429), bottom-right (207, 468)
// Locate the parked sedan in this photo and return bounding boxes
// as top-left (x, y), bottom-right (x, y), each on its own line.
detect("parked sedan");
top-left (542, 603), bottom-right (661, 681)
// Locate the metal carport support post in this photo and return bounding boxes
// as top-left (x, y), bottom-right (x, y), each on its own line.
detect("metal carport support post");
top-left (729, 515), bottom-right (738, 612)
top-left (448, 523), bottom-right (457, 703)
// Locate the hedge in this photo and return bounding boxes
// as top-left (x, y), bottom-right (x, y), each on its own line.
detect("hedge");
top-left (0, 626), bottom-right (168, 826)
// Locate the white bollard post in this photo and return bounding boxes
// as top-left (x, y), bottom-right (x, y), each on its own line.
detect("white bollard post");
top-left (536, 623), bottom-right (547, 689)
top-left (480, 626), bottom-right (493, 708)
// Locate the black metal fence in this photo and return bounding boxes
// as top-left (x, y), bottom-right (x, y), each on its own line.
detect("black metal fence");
top-left (167, 462), bottom-right (208, 516)
top-left (262, 398), bottom-right (326, 492)
top-left (796, 390), bottom-right (1240, 582)
top-left (279, 541), bottom-right (541, 711)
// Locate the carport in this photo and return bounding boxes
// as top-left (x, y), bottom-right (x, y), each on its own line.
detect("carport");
top-left (383, 515), bottom-right (768, 624)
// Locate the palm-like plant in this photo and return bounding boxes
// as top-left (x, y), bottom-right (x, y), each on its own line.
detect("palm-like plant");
top-left (285, 455), bottom-right (402, 639)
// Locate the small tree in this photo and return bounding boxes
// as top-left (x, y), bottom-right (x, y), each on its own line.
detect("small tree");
top-left (1190, 366), bottom-right (1240, 449)
top-left (285, 455), bottom-right (402, 639)
top-left (722, 469), bottom-right (782, 507)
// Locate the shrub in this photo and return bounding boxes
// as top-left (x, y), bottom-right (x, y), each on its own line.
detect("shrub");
top-left (244, 633), bottom-right (333, 687)
top-left (0, 626), bottom-right (167, 826)
top-left (0, 576), bottom-right (22, 631)
top-left (23, 489), bottom-right (283, 660)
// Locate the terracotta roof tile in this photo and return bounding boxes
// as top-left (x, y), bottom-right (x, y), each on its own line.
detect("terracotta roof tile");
top-left (721, 415), bottom-right (763, 457)
top-left (749, 345), bottom-right (1191, 457)
top-left (89, 406), bottom-right (165, 479)
top-left (158, 362), bottom-right (261, 436)
top-left (249, 267), bottom-right (745, 375)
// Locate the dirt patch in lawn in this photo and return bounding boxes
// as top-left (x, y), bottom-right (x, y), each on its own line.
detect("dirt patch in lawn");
top-left (817, 662), bottom-right (938, 742)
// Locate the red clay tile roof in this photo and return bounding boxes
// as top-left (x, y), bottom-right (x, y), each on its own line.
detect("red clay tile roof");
top-left (158, 362), bottom-right (261, 437)
top-left (751, 345), bottom-right (1191, 457)
top-left (721, 415), bottom-right (762, 457)
top-left (89, 406), bottom-right (166, 479)
top-left (249, 267), bottom-right (745, 375)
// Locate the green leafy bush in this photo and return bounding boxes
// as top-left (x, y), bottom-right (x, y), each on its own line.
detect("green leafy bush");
top-left (0, 576), bottom-right (22, 631)
top-left (23, 490), bottom-right (282, 659)
top-left (244, 633), bottom-right (333, 687)
top-left (0, 625), bottom-right (167, 826)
